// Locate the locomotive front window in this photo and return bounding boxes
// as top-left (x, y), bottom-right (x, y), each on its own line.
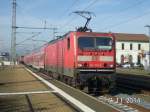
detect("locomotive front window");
top-left (96, 37), bottom-right (112, 50)
top-left (78, 37), bottom-right (94, 49)
top-left (78, 37), bottom-right (112, 50)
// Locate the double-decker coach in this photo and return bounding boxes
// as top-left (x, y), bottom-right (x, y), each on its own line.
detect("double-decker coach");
top-left (23, 46), bottom-right (45, 70)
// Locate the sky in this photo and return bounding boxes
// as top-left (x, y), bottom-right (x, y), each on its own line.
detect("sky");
top-left (0, 0), bottom-right (150, 55)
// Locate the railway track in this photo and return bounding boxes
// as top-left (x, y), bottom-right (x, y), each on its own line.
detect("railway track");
top-left (26, 68), bottom-right (95, 112)
top-left (141, 90), bottom-right (150, 96)
top-left (27, 66), bottom-right (150, 112)
top-left (116, 73), bottom-right (150, 91)
top-left (116, 73), bottom-right (150, 102)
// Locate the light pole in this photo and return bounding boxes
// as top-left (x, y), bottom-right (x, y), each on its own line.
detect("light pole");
top-left (145, 25), bottom-right (150, 68)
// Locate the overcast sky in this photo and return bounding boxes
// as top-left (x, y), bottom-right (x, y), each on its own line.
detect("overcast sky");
top-left (0, 0), bottom-right (150, 54)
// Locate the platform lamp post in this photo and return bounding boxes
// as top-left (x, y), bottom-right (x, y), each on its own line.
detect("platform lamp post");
top-left (145, 25), bottom-right (150, 69)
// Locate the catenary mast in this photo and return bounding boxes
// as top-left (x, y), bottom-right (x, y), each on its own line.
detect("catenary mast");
top-left (11, 0), bottom-right (17, 65)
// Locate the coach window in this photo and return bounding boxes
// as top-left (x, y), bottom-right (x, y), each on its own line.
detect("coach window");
top-left (67, 38), bottom-right (70, 50)
top-left (122, 43), bottom-right (124, 50)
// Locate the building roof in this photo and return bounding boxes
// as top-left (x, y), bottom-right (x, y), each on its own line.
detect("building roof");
top-left (114, 33), bottom-right (149, 42)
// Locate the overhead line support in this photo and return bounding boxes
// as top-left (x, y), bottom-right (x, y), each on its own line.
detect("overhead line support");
top-left (11, 0), bottom-right (17, 65)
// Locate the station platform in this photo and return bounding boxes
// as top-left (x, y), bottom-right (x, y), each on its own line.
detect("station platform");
top-left (0, 66), bottom-right (75, 112)
top-left (116, 68), bottom-right (150, 76)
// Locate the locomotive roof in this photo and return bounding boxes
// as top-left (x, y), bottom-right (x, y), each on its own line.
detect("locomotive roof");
top-left (47, 31), bottom-right (116, 45)
top-left (48, 31), bottom-right (72, 44)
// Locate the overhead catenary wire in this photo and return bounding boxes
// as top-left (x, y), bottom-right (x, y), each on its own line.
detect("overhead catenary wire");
top-left (30, 42), bottom-right (48, 53)
top-left (11, 0), bottom-right (58, 56)
top-left (31, 39), bottom-right (48, 42)
top-left (16, 32), bottom-right (40, 33)
top-left (18, 39), bottom-right (49, 54)
top-left (66, 0), bottom-right (147, 32)
top-left (83, 0), bottom-right (99, 10)
top-left (15, 26), bottom-right (57, 30)
top-left (16, 43), bottom-right (33, 46)
top-left (99, 0), bottom-right (147, 23)
top-left (16, 1), bottom-right (58, 38)
top-left (61, 0), bottom-right (99, 31)
top-left (101, 9), bottom-right (150, 31)
top-left (16, 32), bottom-right (41, 45)
top-left (58, 0), bottom-right (80, 18)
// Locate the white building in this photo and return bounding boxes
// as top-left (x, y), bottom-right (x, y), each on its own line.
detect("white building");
top-left (114, 33), bottom-right (149, 66)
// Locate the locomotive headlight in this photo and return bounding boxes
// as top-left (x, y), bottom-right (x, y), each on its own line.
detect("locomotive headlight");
top-left (109, 64), bottom-right (114, 68)
top-left (78, 63), bottom-right (82, 67)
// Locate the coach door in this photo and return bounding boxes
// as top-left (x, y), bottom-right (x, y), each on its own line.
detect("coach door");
top-left (60, 40), bottom-right (64, 74)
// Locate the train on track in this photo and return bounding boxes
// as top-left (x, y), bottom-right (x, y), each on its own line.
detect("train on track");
top-left (21, 11), bottom-right (116, 93)
top-left (22, 31), bottom-right (116, 93)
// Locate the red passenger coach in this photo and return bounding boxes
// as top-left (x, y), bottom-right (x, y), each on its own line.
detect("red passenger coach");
top-left (23, 53), bottom-right (34, 66)
top-left (45, 31), bottom-right (116, 92)
top-left (23, 46), bottom-right (45, 70)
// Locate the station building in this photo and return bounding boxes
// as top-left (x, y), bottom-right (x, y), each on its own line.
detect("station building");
top-left (0, 52), bottom-right (10, 65)
top-left (114, 33), bottom-right (149, 66)
top-left (0, 52), bottom-right (9, 61)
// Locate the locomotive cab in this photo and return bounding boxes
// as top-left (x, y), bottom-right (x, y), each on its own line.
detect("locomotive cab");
top-left (75, 32), bottom-right (116, 93)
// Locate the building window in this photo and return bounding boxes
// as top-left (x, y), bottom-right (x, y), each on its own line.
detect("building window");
top-left (122, 43), bottom-right (124, 50)
top-left (67, 38), bottom-right (70, 50)
top-left (138, 44), bottom-right (141, 50)
top-left (130, 44), bottom-right (132, 50)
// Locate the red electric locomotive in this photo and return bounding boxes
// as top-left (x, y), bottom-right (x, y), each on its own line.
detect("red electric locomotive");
top-left (23, 11), bottom-right (116, 93)
top-left (44, 31), bottom-right (116, 93)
